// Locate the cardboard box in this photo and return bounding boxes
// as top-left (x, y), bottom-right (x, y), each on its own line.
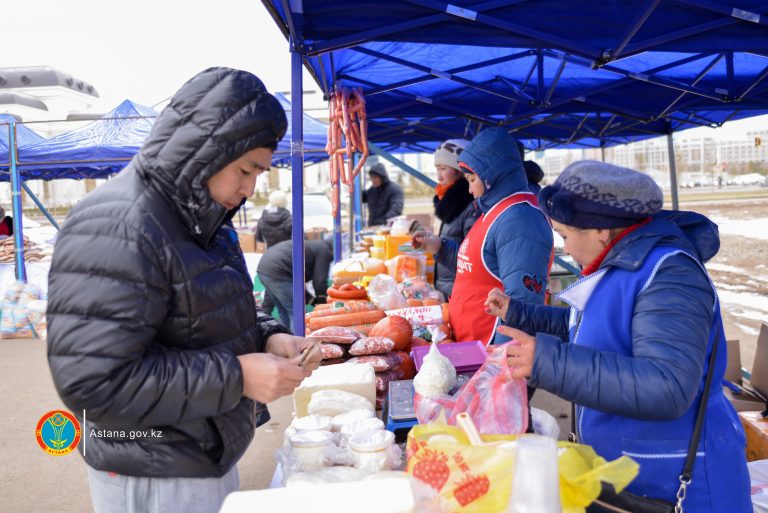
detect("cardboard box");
top-left (725, 338), bottom-right (743, 383)
top-left (724, 324), bottom-right (768, 412)
top-left (751, 323), bottom-right (768, 398)
top-left (407, 213), bottom-right (434, 233)
top-left (305, 228), bottom-right (328, 241)
top-left (739, 411), bottom-right (768, 461)
top-left (237, 230), bottom-right (260, 253)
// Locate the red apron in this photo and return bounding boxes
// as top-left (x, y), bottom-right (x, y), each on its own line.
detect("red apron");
top-left (448, 192), bottom-right (541, 345)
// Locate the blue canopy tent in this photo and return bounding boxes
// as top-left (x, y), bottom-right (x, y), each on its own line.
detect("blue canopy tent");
top-left (2, 100), bottom-right (157, 181)
top-left (0, 114), bottom-right (46, 155)
top-left (273, 92), bottom-right (330, 165)
top-left (262, 0), bottom-right (768, 334)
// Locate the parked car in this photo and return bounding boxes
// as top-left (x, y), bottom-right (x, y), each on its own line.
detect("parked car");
top-left (248, 192), bottom-right (347, 231)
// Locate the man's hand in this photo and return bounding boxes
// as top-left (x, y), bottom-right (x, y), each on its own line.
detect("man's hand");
top-left (485, 288), bottom-right (511, 320)
top-left (411, 231), bottom-right (442, 254)
top-left (237, 353), bottom-right (307, 403)
top-left (266, 333), bottom-right (321, 373)
top-left (497, 325), bottom-right (536, 379)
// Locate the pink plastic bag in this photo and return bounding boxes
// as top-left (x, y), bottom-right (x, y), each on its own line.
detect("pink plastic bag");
top-left (414, 343), bottom-right (528, 434)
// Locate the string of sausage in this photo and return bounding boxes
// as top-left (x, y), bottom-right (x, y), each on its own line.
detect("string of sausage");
top-left (326, 87), bottom-right (369, 216)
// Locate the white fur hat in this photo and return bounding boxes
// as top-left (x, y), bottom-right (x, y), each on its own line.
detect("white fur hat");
top-left (433, 139), bottom-right (469, 170)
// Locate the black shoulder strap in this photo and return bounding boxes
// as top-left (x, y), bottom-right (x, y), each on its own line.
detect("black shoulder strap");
top-left (681, 329), bottom-right (720, 481)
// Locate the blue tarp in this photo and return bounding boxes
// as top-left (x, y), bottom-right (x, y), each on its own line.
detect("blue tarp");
top-left (265, 0), bottom-right (768, 150)
top-left (1, 94), bottom-right (328, 180)
top-left (0, 114), bottom-right (46, 156)
top-left (1, 100), bottom-right (157, 181)
top-left (274, 92), bottom-right (330, 165)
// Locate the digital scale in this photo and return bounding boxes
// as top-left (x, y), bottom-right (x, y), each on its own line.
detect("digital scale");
top-left (383, 373), bottom-right (474, 442)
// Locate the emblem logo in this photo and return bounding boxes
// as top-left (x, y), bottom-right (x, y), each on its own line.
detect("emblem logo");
top-left (36, 410), bottom-right (81, 456)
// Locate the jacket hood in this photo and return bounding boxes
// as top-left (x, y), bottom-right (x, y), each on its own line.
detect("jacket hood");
top-left (260, 206), bottom-right (291, 224)
top-left (134, 67), bottom-right (287, 248)
top-left (458, 127), bottom-right (528, 212)
top-left (605, 210), bottom-right (720, 271)
top-left (368, 163), bottom-right (390, 184)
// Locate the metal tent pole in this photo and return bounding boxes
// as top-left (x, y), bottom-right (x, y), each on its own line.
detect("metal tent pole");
top-left (354, 167), bottom-right (362, 234)
top-left (290, 47), bottom-right (306, 335)
top-left (9, 122), bottom-right (26, 281)
top-left (333, 168), bottom-right (342, 263)
top-left (20, 182), bottom-right (60, 230)
top-left (666, 131), bottom-right (680, 210)
top-left (368, 142), bottom-right (436, 187)
top-left (349, 154), bottom-right (356, 254)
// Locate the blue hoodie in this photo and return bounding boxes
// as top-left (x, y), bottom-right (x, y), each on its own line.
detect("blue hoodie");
top-left (437, 127), bottom-right (553, 342)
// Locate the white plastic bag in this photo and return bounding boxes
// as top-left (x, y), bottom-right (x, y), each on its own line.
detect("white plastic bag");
top-left (749, 459), bottom-right (768, 513)
top-left (367, 274), bottom-right (406, 311)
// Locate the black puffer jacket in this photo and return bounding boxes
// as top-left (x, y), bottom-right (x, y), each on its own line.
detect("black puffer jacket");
top-left (363, 163), bottom-right (404, 226)
top-left (255, 206), bottom-right (292, 247)
top-left (46, 68), bottom-right (289, 478)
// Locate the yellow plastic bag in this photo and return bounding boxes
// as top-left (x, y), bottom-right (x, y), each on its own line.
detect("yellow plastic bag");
top-left (407, 424), bottom-right (515, 513)
top-left (407, 423), bottom-right (639, 513)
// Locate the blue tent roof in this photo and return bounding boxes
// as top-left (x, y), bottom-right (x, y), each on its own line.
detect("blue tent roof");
top-left (265, 0), bottom-right (768, 150)
top-left (273, 92), bottom-right (329, 165)
top-left (0, 114), bottom-right (46, 153)
top-left (1, 100), bottom-right (157, 180)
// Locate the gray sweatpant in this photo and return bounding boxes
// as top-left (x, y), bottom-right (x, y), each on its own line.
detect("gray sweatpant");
top-left (86, 465), bottom-right (239, 513)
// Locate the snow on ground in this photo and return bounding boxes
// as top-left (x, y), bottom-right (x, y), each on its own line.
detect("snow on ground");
top-left (735, 323), bottom-right (761, 336)
top-left (711, 216), bottom-right (768, 241)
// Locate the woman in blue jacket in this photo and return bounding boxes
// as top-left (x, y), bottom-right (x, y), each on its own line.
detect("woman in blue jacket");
top-left (486, 160), bottom-right (750, 512)
top-left (414, 127), bottom-right (552, 345)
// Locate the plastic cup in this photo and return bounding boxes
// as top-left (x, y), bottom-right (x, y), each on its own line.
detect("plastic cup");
top-left (507, 434), bottom-right (562, 513)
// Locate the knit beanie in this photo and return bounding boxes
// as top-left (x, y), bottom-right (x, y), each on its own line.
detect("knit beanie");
top-left (269, 190), bottom-right (287, 209)
top-left (433, 139), bottom-right (469, 170)
top-left (539, 160), bottom-right (663, 229)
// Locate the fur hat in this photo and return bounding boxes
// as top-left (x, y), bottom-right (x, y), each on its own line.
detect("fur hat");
top-left (540, 160), bottom-right (663, 229)
top-left (433, 139), bottom-right (469, 170)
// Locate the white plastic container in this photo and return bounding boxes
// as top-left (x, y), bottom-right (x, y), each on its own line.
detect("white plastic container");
top-left (284, 414), bottom-right (333, 447)
top-left (288, 430), bottom-right (334, 472)
top-left (349, 429), bottom-right (395, 473)
top-left (331, 408), bottom-right (375, 432)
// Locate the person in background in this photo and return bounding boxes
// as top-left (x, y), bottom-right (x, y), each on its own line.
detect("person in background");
top-left (429, 139), bottom-right (478, 299)
top-left (485, 161), bottom-right (750, 513)
top-left (255, 189), bottom-right (293, 316)
top-left (46, 68), bottom-right (320, 513)
top-left (0, 206), bottom-right (13, 237)
top-left (256, 190), bottom-right (292, 248)
top-left (257, 238), bottom-right (334, 331)
top-left (362, 162), bottom-right (404, 226)
top-left (413, 127), bottom-right (553, 345)
top-left (517, 141), bottom-right (545, 196)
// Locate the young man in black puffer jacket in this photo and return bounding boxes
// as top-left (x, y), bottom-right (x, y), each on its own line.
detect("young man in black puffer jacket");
top-left (47, 68), bottom-right (321, 513)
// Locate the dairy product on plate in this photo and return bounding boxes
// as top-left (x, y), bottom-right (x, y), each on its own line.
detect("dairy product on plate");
top-left (293, 362), bottom-right (376, 417)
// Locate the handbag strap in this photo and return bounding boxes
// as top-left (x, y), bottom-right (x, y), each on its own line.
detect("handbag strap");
top-left (674, 329), bottom-right (720, 512)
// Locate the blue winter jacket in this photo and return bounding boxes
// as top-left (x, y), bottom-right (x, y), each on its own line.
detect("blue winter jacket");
top-left (502, 210), bottom-right (751, 512)
top-left (437, 128), bottom-right (553, 343)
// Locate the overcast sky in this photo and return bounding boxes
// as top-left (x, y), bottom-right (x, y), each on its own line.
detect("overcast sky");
top-left (4, 0), bottom-right (315, 109)
top-left (4, 0), bottom-right (766, 141)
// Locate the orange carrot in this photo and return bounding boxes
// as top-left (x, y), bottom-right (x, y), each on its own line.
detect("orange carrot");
top-left (307, 310), bottom-right (386, 331)
top-left (441, 303), bottom-right (450, 323)
top-left (305, 302), bottom-right (378, 320)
